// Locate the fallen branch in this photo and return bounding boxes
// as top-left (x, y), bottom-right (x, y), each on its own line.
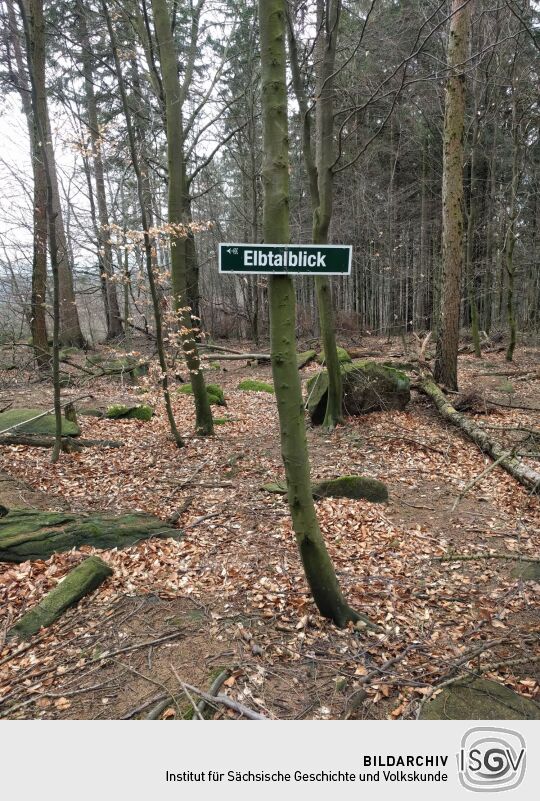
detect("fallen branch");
top-left (201, 352), bottom-right (271, 362)
top-left (451, 452), bottom-right (510, 511)
top-left (418, 378), bottom-right (540, 493)
top-left (192, 669), bottom-right (230, 720)
top-left (435, 552), bottom-right (539, 563)
top-left (181, 682), bottom-right (267, 720)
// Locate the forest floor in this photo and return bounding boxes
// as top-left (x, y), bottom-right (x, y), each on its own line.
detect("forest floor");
top-left (0, 336), bottom-right (539, 720)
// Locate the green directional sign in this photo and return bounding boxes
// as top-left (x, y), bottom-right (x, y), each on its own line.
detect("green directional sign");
top-left (219, 243), bottom-right (351, 276)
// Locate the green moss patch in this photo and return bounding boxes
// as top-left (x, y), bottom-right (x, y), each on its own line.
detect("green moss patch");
top-left (105, 404), bottom-right (153, 421)
top-left (0, 408), bottom-right (80, 437)
top-left (238, 379), bottom-right (274, 393)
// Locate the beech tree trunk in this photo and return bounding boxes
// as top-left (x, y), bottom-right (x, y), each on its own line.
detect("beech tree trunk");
top-left (76, 0), bottom-right (123, 340)
top-left (101, 0), bottom-right (183, 447)
top-left (434, 0), bottom-right (471, 389)
top-left (259, 0), bottom-right (373, 628)
top-left (19, 0), bottom-right (63, 462)
top-left (288, 0), bottom-right (343, 429)
top-left (152, 0), bottom-right (213, 436)
top-left (6, 0), bottom-right (49, 368)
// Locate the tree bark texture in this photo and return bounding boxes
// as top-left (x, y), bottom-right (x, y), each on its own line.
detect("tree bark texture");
top-left (434, 0), bottom-right (471, 389)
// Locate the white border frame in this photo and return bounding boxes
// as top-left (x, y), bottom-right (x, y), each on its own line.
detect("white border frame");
top-left (218, 242), bottom-right (352, 276)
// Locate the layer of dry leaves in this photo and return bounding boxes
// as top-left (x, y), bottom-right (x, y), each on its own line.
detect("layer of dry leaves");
top-left (0, 339), bottom-right (538, 720)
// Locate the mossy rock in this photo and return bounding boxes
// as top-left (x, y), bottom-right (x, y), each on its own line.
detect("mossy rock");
top-left (0, 508), bottom-right (181, 563)
top-left (306, 360), bottom-right (410, 424)
top-left (105, 404), bottom-right (153, 421)
top-left (86, 355), bottom-right (147, 377)
top-left (79, 408), bottom-right (104, 418)
top-left (313, 475), bottom-right (388, 502)
top-left (262, 475), bottom-right (388, 503)
top-left (0, 408), bottom-right (80, 437)
top-left (297, 350), bottom-right (317, 369)
top-left (420, 676), bottom-right (540, 720)
top-left (316, 346), bottom-right (352, 364)
top-left (8, 556), bottom-right (113, 639)
top-left (177, 383), bottom-right (226, 406)
top-left (511, 561), bottom-right (540, 580)
top-left (238, 379), bottom-right (274, 393)
top-left (59, 346), bottom-right (80, 360)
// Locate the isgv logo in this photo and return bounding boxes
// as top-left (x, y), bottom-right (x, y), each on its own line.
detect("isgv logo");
top-left (458, 727), bottom-right (526, 792)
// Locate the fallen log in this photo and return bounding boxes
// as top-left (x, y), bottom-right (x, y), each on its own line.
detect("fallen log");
top-left (201, 352), bottom-right (271, 361)
top-left (0, 508), bottom-right (181, 562)
top-left (418, 378), bottom-right (540, 493)
top-left (7, 556), bottom-right (113, 639)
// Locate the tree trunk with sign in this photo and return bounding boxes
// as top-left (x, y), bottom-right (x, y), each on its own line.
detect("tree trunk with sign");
top-left (259, 0), bottom-right (375, 628)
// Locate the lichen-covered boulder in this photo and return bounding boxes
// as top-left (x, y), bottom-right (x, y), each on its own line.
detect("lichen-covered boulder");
top-left (316, 346), bottom-right (352, 364)
top-left (105, 404), bottom-right (153, 421)
top-left (420, 677), bottom-right (540, 720)
top-left (262, 475), bottom-right (388, 503)
top-left (0, 408), bottom-right (80, 437)
top-left (306, 360), bottom-right (410, 424)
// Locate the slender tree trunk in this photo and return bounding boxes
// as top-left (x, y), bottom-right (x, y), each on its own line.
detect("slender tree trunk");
top-left (18, 0), bottom-right (62, 461)
top-left (76, 0), bottom-right (123, 340)
top-left (505, 76), bottom-right (520, 363)
top-left (434, 0), bottom-right (471, 390)
top-left (466, 114), bottom-right (481, 357)
top-left (7, 0), bottom-right (49, 367)
top-left (101, 0), bottom-right (183, 447)
top-left (152, 0), bottom-right (213, 436)
top-left (259, 0), bottom-right (373, 628)
top-left (43, 112), bottom-right (84, 347)
top-left (288, 1), bottom-right (343, 429)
